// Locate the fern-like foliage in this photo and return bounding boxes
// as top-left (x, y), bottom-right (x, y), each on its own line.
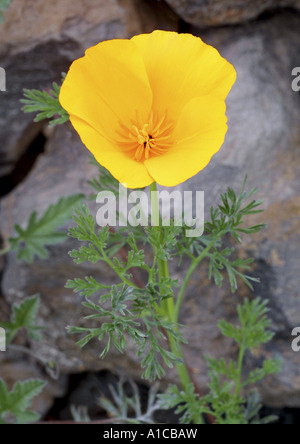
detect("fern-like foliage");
top-left (159, 298), bottom-right (282, 425)
top-left (66, 205), bottom-right (184, 381)
top-left (0, 379), bottom-right (46, 424)
top-left (0, 295), bottom-right (42, 343)
top-left (177, 176), bottom-right (265, 293)
top-left (9, 194), bottom-right (84, 262)
top-left (21, 76), bottom-right (69, 127)
top-left (98, 378), bottom-right (162, 424)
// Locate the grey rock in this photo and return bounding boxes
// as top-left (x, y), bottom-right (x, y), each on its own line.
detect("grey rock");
top-left (165, 0), bottom-right (300, 27)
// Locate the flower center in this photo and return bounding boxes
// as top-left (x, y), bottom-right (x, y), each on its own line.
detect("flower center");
top-left (134, 124), bottom-right (156, 158)
top-left (116, 111), bottom-right (174, 162)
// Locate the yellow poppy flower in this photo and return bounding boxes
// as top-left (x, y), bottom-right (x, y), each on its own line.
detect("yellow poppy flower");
top-left (59, 30), bottom-right (236, 188)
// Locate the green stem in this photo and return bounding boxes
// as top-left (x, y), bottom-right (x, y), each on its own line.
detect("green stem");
top-left (234, 316), bottom-right (253, 401)
top-left (234, 338), bottom-right (247, 401)
top-left (149, 183), bottom-right (174, 316)
top-left (149, 182), bottom-right (203, 424)
top-left (174, 235), bottom-right (223, 324)
top-left (99, 247), bottom-right (139, 290)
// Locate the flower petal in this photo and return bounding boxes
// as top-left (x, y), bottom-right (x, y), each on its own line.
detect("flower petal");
top-left (60, 39), bottom-right (153, 141)
top-left (131, 31), bottom-right (236, 122)
top-left (144, 95), bottom-right (228, 187)
top-left (70, 115), bottom-right (154, 188)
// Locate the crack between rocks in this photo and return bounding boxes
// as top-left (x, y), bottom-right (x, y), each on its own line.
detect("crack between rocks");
top-left (0, 123), bottom-right (47, 198)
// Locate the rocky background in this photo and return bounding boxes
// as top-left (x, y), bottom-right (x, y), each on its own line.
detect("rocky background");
top-left (0, 0), bottom-right (300, 419)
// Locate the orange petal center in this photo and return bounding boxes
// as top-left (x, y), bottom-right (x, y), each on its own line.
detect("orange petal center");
top-left (116, 111), bottom-right (174, 162)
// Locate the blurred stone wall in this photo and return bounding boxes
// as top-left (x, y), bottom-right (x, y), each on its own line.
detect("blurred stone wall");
top-left (165, 0), bottom-right (300, 26)
top-left (0, 0), bottom-right (300, 416)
